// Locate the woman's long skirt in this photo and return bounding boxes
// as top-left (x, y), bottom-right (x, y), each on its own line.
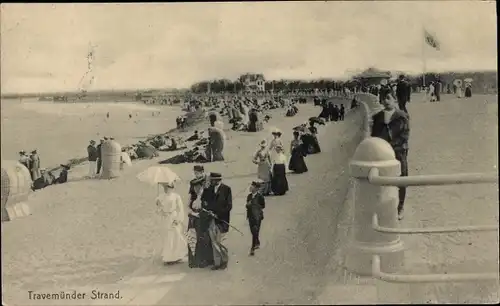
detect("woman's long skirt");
top-left (288, 149), bottom-right (308, 174)
top-left (465, 87), bottom-right (472, 98)
top-left (187, 214), bottom-right (214, 268)
top-left (161, 217), bottom-right (187, 263)
top-left (257, 161), bottom-right (272, 195)
top-left (271, 163), bottom-right (289, 196)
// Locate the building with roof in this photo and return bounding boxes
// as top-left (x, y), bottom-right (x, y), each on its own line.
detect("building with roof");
top-left (239, 73), bottom-right (266, 93)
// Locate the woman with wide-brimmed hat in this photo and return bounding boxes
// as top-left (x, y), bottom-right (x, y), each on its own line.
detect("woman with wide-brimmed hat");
top-left (268, 128), bottom-right (284, 159)
top-left (252, 139), bottom-right (272, 196)
top-left (186, 165), bottom-right (213, 268)
top-left (288, 131), bottom-right (308, 174)
top-left (155, 181), bottom-right (187, 265)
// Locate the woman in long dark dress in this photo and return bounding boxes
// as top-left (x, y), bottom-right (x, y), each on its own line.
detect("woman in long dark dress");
top-left (301, 122), bottom-right (321, 154)
top-left (318, 102), bottom-right (330, 121)
top-left (465, 84), bottom-right (472, 98)
top-left (270, 145), bottom-right (289, 196)
top-left (186, 166), bottom-right (214, 268)
top-left (288, 131), bottom-right (308, 174)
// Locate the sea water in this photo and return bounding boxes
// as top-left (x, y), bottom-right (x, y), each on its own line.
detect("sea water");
top-left (1, 99), bottom-right (185, 168)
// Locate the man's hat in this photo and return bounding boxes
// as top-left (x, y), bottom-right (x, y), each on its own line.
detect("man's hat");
top-left (104, 137), bottom-right (109, 140)
top-left (19, 150), bottom-right (25, 154)
top-left (193, 165), bottom-right (204, 172)
top-left (250, 179), bottom-right (263, 187)
top-left (209, 172), bottom-right (222, 180)
top-left (90, 140), bottom-right (96, 144)
top-left (31, 149), bottom-right (37, 153)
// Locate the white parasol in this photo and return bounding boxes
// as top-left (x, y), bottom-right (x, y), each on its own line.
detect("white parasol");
top-left (464, 78), bottom-right (473, 83)
top-left (137, 166), bottom-right (181, 195)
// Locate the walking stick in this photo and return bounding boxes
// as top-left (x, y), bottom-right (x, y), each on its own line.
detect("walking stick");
top-left (201, 208), bottom-right (245, 236)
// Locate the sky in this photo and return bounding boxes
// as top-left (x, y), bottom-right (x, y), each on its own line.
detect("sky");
top-left (1, 1), bottom-right (497, 93)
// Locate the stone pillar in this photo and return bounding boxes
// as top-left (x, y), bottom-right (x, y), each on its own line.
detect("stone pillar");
top-left (345, 137), bottom-right (405, 276)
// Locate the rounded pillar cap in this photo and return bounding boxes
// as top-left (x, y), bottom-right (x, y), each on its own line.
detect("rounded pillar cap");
top-left (352, 137), bottom-right (396, 162)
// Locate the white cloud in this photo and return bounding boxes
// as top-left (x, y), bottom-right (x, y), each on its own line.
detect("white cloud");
top-left (1, 1), bottom-right (497, 93)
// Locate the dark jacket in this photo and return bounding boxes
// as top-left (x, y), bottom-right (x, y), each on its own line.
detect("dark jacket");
top-left (201, 183), bottom-right (233, 233)
top-left (96, 144), bottom-right (102, 159)
top-left (379, 85), bottom-right (392, 102)
top-left (396, 80), bottom-right (411, 103)
top-left (188, 176), bottom-right (206, 207)
top-left (246, 192), bottom-right (265, 221)
top-left (434, 82), bottom-right (442, 95)
top-left (87, 145), bottom-right (98, 161)
top-left (371, 109), bottom-right (410, 152)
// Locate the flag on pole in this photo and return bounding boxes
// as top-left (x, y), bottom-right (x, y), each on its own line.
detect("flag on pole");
top-left (424, 29), bottom-right (440, 51)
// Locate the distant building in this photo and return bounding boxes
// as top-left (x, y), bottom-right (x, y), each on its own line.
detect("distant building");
top-left (239, 73), bottom-right (265, 93)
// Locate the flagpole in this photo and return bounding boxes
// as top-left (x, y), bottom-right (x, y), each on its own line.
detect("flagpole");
top-left (422, 27), bottom-right (426, 88)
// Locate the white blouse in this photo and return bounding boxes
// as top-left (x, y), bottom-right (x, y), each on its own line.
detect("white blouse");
top-left (272, 152), bottom-right (288, 165)
top-left (155, 192), bottom-right (184, 223)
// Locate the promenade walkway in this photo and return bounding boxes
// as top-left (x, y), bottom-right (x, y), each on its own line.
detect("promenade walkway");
top-left (317, 94), bottom-right (499, 304)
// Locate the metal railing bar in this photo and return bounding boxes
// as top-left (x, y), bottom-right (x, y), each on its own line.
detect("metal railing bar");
top-left (372, 255), bottom-right (499, 283)
top-left (368, 168), bottom-right (499, 187)
top-left (372, 214), bottom-right (499, 234)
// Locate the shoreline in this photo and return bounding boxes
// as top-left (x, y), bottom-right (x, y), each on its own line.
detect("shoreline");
top-left (46, 106), bottom-right (204, 174)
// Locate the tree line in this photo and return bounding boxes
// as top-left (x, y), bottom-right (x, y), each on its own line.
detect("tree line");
top-left (189, 70), bottom-right (497, 94)
top-left (189, 78), bottom-right (359, 94)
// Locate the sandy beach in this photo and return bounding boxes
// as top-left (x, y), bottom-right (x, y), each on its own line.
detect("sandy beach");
top-left (0, 99), bottom-right (185, 168)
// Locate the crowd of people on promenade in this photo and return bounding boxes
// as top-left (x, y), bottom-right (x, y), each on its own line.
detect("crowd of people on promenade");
top-left (153, 93), bottom-right (355, 270)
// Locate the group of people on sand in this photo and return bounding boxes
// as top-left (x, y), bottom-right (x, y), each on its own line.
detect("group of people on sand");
top-left (87, 137), bottom-right (135, 178)
top-left (154, 99), bottom-right (333, 269)
top-left (18, 149), bottom-right (70, 191)
top-left (18, 149), bottom-right (41, 181)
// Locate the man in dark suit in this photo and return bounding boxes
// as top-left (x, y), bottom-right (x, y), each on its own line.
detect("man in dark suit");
top-left (371, 93), bottom-right (410, 221)
top-left (434, 79), bottom-right (442, 102)
top-left (246, 180), bottom-right (266, 256)
top-left (201, 172), bottom-right (233, 270)
top-left (396, 74), bottom-right (411, 113)
top-left (379, 79), bottom-right (392, 103)
top-left (96, 138), bottom-right (105, 175)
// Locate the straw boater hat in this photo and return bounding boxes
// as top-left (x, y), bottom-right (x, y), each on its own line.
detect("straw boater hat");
top-left (209, 172), bottom-right (222, 181)
top-left (259, 139), bottom-right (267, 147)
top-left (250, 179), bottom-right (264, 188)
top-left (271, 128), bottom-right (282, 136)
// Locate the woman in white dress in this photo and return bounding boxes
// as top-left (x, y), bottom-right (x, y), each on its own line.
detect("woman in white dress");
top-left (156, 182), bottom-right (187, 265)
